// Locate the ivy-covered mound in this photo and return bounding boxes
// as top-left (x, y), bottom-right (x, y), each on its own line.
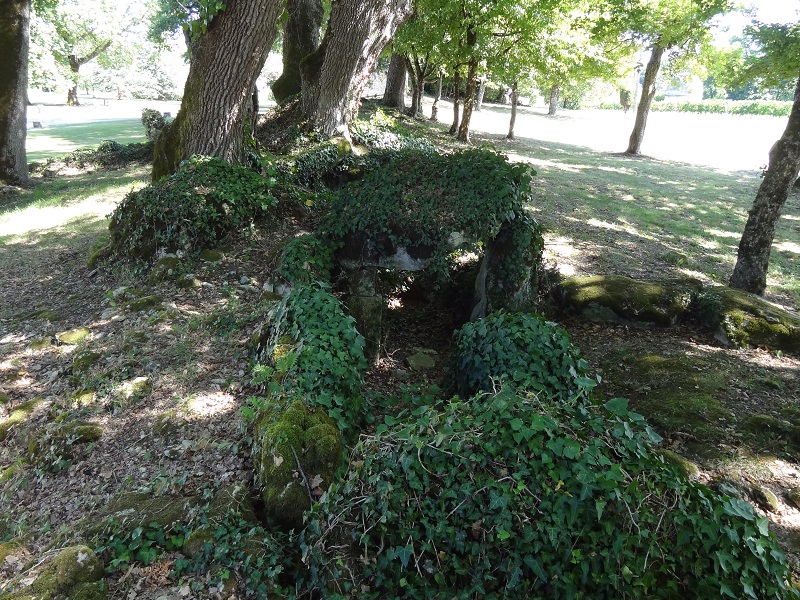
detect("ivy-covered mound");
top-left (299, 313), bottom-right (794, 599)
top-left (107, 156), bottom-right (277, 261)
top-left (321, 148), bottom-right (543, 281)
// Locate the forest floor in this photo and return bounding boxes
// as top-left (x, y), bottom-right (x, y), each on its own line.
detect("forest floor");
top-left (0, 101), bottom-right (799, 598)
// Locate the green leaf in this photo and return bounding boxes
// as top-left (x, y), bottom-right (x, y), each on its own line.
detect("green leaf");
top-left (604, 398), bottom-right (629, 416)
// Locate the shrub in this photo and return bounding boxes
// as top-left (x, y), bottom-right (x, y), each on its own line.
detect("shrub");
top-left (141, 108), bottom-right (167, 141)
top-left (445, 310), bottom-right (589, 399)
top-left (250, 282), bottom-right (367, 434)
top-left (107, 155), bottom-right (276, 260)
top-left (35, 140), bottom-right (154, 170)
top-left (300, 387), bottom-right (794, 599)
top-left (351, 109), bottom-right (436, 152)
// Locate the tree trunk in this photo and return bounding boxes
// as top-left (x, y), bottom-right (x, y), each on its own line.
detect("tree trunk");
top-left (404, 53), bottom-right (432, 118)
top-left (507, 82), bottom-right (518, 140)
top-left (449, 68), bottom-right (461, 135)
top-left (152, 0), bottom-right (283, 181)
top-left (382, 51), bottom-right (406, 110)
top-left (730, 72), bottom-right (800, 295)
top-left (271, 0), bottom-right (322, 104)
top-left (626, 44), bottom-right (665, 155)
top-left (430, 71), bottom-right (442, 121)
top-left (475, 77), bottom-right (486, 112)
top-left (300, 0), bottom-right (412, 139)
top-left (456, 57), bottom-right (478, 142)
top-left (0, 0), bottom-right (30, 186)
top-left (548, 84), bottom-right (560, 116)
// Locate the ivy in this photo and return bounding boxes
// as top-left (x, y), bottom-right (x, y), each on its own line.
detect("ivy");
top-left (108, 155), bottom-right (277, 261)
top-left (321, 148), bottom-right (535, 282)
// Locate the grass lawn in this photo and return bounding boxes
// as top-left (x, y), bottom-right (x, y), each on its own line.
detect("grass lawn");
top-left (26, 119), bottom-right (147, 162)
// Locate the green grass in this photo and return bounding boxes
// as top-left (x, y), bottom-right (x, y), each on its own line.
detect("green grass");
top-left (27, 119), bottom-right (147, 162)
top-left (513, 138), bottom-right (799, 306)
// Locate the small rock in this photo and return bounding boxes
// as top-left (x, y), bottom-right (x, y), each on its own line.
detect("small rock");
top-left (406, 349), bottom-right (437, 371)
top-left (751, 485), bottom-right (780, 513)
top-left (392, 369), bottom-right (411, 382)
top-left (262, 281), bottom-right (274, 293)
top-left (786, 487), bottom-right (800, 510)
top-left (123, 295), bottom-right (163, 312)
top-left (240, 275), bottom-right (250, 285)
top-left (199, 249), bottom-right (223, 262)
top-left (100, 308), bottom-right (118, 320)
top-left (28, 337), bottom-right (52, 351)
top-left (73, 351), bottom-right (102, 373)
top-left (56, 327), bottom-right (91, 345)
top-left (239, 284), bottom-right (260, 294)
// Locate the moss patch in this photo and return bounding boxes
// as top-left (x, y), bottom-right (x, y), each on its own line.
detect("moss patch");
top-left (122, 295), bottom-right (163, 313)
top-left (253, 398), bottom-right (343, 529)
top-left (148, 257), bottom-right (182, 283)
top-left (72, 351), bottom-right (102, 374)
top-left (0, 398), bottom-right (42, 441)
top-left (742, 414), bottom-right (800, 458)
top-left (560, 274), bottom-right (702, 326)
top-left (605, 353), bottom-right (731, 456)
top-left (4, 545), bottom-right (105, 599)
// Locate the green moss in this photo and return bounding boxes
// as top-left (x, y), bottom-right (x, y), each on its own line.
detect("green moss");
top-left (122, 295), bottom-right (163, 312)
top-left (56, 327), bottom-right (91, 345)
top-left (253, 399), bottom-right (343, 529)
top-left (656, 449), bottom-right (700, 479)
top-left (697, 287), bottom-right (800, 352)
top-left (561, 275), bottom-right (702, 326)
top-left (751, 486), bottom-right (780, 513)
top-left (148, 257), bottom-right (182, 283)
top-left (152, 410), bottom-right (181, 437)
top-left (29, 309), bottom-right (61, 322)
top-left (81, 493), bottom-right (200, 541)
top-left (28, 337), bottom-right (53, 351)
top-left (0, 390), bottom-right (8, 405)
top-left (0, 398), bottom-right (41, 441)
top-left (199, 249), bottom-right (224, 262)
top-left (5, 545), bottom-right (105, 599)
top-left (0, 540), bottom-right (21, 563)
top-left (72, 351), bottom-right (102, 374)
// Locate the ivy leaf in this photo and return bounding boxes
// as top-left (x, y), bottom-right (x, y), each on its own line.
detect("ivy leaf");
top-left (604, 398), bottom-right (629, 416)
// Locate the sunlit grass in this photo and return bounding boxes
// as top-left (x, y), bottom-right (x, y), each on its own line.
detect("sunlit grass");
top-left (0, 167), bottom-right (147, 244)
top-left (27, 119), bottom-right (147, 162)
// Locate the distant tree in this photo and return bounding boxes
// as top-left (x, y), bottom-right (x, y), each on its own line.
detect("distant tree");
top-left (36, 0), bottom-right (146, 105)
top-left (0, 0), bottom-right (31, 185)
top-left (596, 0), bottom-right (731, 154)
top-left (271, 0), bottom-right (323, 104)
top-left (382, 51), bottom-right (407, 110)
top-left (299, 0), bottom-right (412, 138)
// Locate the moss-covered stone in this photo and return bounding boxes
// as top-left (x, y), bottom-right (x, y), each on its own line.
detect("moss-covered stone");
top-left (0, 398), bottom-right (41, 441)
top-left (4, 545), bottom-right (105, 599)
top-left (56, 327), bottom-right (91, 345)
top-left (560, 275), bottom-right (702, 327)
top-left (152, 410), bottom-right (182, 437)
top-left (122, 295), bottom-right (163, 312)
top-left (656, 449), bottom-right (700, 479)
top-left (72, 351), bottom-right (102, 374)
top-left (29, 309), bottom-right (61, 322)
top-left (751, 486), bottom-right (780, 513)
top-left (253, 399), bottom-right (343, 529)
top-left (199, 249), bottom-right (224, 262)
top-left (80, 492), bottom-right (200, 541)
top-left (0, 390), bottom-right (9, 405)
top-left (176, 274), bottom-right (201, 288)
top-left (694, 287), bottom-right (800, 352)
top-left (0, 539), bottom-right (22, 563)
top-left (28, 337), bottom-right (53, 351)
top-left (115, 377), bottom-right (152, 402)
top-left (148, 257), bottom-right (182, 283)
top-left (71, 389), bottom-right (97, 407)
top-left (28, 421), bottom-right (103, 466)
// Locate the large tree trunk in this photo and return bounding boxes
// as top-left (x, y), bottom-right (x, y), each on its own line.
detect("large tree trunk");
top-left (382, 51), bottom-right (406, 110)
top-left (65, 40), bottom-right (111, 106)
top-left (456, 57), bottom-right (478, 142)
top-left (271, 0), bottom-right (322, 104)
top-left (626, 44), bottom-right (665, 155)
top-left (548, 84), bottom-right (560, 116)
top-left (430, 70), bottom-right (442, 121)
top-left (300, 0), bottom-right (412, 139)
top-left (730, 72), bottom-right (800, 295)
top-left (449, 68), bottom-right (461, 135)
top-left (507, 82), bottom-right (518, 140)
top-left (152, 0), bottom-right (282, 181)
top-left (0, 0), bottom-right (30, 186)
